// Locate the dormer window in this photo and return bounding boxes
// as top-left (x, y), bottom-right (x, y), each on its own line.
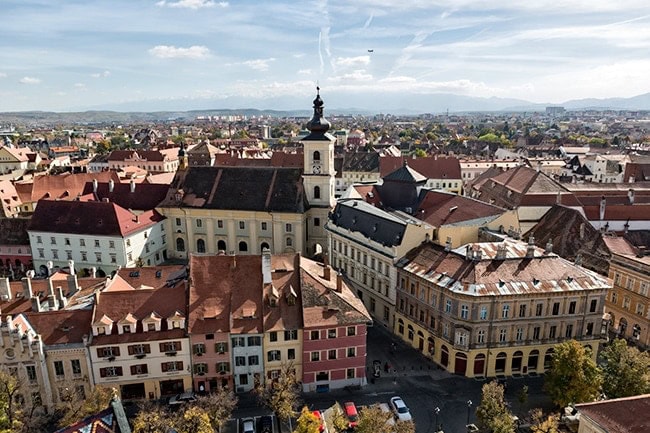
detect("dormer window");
top-left (97, 326), bottom-right (106, 335)
top-left (287, 285), bottom-right (297, 306)
top-left (147, 323), bottom-right (156, 332)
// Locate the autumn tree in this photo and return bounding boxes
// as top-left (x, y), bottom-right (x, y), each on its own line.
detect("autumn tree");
top-left (0, 370), bottom-right (23, 432)
top-left (293, 406), bottom-right (320, 433)
top-left (356, 404), bottom-right (393, 433)
top-left (476, 381), bottom-right (516, 433)
top-left (196, 387), bottom-right (238, 432)
top-left (132, 402), bottom-right (171, 433)
top-left (544, 340), bottom-right (602, 407)
top-left (256, 362), bottom-right (301, 424)
top-left (175, 406), bottom-right (213, 433)
top-left (56, 385), bottom-right (114, 428)
top-left (601, 338), bottom-right (650, 398)
top-left (394, 420), bottom-right (416, 433)
top-left (529, 409), bottom-right (560, 433)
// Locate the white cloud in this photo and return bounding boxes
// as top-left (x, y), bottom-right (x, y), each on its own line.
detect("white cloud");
top-left (328, 69), bottom-right (373, 83)
top-left (334, 56), bottom-right (371, 68)
top-left (74, 83), bottom-right (87, 89)
top-left (297, 69), bottom-right (313, 75)
top-left (19, 77), bottom-right (41, 85)
top-left (242, 58), bottom-right (276, 71)
top-left (149, 45), bottom-right (211, 59)
top-left (156, 0), bottom-right (228, 9)
top-left (0, 72), bottom-right (6, 78)
top-left (91, 70), bottom-right (111, 78)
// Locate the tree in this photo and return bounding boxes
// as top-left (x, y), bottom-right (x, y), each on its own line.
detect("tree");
top-left (0, 370), bottom-right (23, 432)
top-left (414, 148), bottom-right (427, 158)
top-left (517, 385), bottom-right (529, 412)
top-left (175, 406), bottom-right (213, 433)
top-left (476, 381), bottom-right (516, 433)
top-left (56, 385), bottom-right (114, 428)
top-left (293, 406), bottom-right (320, 433)
top-left (355, 404), bottom-right (393, 433)
top-left (394, 420), bottom-right (416, 433)
top-left (132, 402), bottom-right (171, 433)
top-left (544, 340), bottom-right (602, 407)
top-left (529, 409), bottom-right (560, 433)
top-left (256, 362), bottom-right (301, 424)
top-left (601, 338), bottom-right (650, 398)
top-left (196, 387), bottom-right (238, 432)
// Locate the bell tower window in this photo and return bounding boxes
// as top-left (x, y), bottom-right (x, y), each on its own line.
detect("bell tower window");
top-left (314, 186), bottom-right (321, 199)
top-left (313, 151), bottom-right (320, 162)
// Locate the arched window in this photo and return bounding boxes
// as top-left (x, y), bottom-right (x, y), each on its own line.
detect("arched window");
top-left (197, 239), bottom-right (206, 253)
top-left (238, 241), bottom-right (248, 252)
top-left (314, 186), bottom-right (321, 199)
top-left (176, 238), bottom-right (185, 252)
top-left (217, 240), bottom-right (226, 252)
top-left (313, 150), bottom-right (320, 161)
top-left (261, 242), bottom-right (270, 251)
top-left (286, 237), bottom-right (293, 247)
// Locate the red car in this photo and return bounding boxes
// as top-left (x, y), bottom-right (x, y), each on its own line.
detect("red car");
top-left (312, 410), bottom-right (326, 433)
top-left (344, 402), bottom-right (359, 429)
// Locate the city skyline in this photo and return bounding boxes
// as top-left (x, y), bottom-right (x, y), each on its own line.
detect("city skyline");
top-left (1, 0), bottom-right (650, 112)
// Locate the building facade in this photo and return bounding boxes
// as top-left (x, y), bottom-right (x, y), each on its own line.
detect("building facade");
top-left (394, 238), bottom-right (609, 378)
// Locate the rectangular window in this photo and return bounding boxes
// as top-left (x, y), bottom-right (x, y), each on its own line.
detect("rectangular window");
top-left (586, 322), bottom-right (594, 336)
top-left (623, 297), bottom-right (631, 310)
top-left (128, 344), bottom-right (151, 355)
top-left (235, 356), bottom-right (246, 366)
top-left (641, 282), bottom-right (649, 296)
top-left (26, 365), bottom-right (37, 381)
top-left (328, 349), bottom-right (337, 360)
top-left (267, 350), bottom-right (281, 362)
top-left (193, 343), bottom-right (206, 355)
top-left (328, 329), bottom-right (337, 339)
top-left (477, 330), bottom-right (485, 343)
top-left (159, 341), bottom-right (181, 353)
top-left (536, 303), bottom-right (543, 316)
top-left (480, 306), bottom-right (488, 320)
top-left (552, 302), bottom-right (560, 315)
top-left (533, 326), bottom-right (541, 340)
top-left (346, 368), bottom-right (355, 379)
top-left (100, 366), bottom-right (123, 378)
top-left (109, 240), bottom-right (115, 249)
top-left (215, 342), bottom-right (228, 353)
top-left (196, 219), bottom-right (203, 228)
top-left (161, 361), bottom-right (183, 372)
top-left (565, 324), bottom-right (573, 338)
top-left (217, 362), bottom-right (230, 373)
top-left (97, 346), bottom-right (120, 358)
top-left (445, 299), bottom-right (452, 313)
top-left (519, 304), bottom-right (527, 317)
top-left (590, 299), bottom-right (598, 313)
top-left (50, 236), bottom-right (56, 245)
top-left (516, 328), bottom-right (523, 341)
top-left (38, 248), bottom-right (44, 258)
top-left (311, 352), bottom-right (320, 362)
top-left (247, 336), bottom-right (261, 346)
top-left (54, 361), bottom-right (65, 377)
top-left (288, 349), bottom-right (296, 360)
top-left (637, 303), bottom-right (645, 316)
top-left (64, 238), bottom-right (70, 246)
top-left (131, 364), bottom-right (148, 375)
top-left (269, 331), bottom-right (277, 342)
top-left (626, 277), bottom-right (635, 290)
top-left (175, 218), bottom-right (181, 226)
top-left (232, 337), bottom-right (245, 347)
top-left (569, 301), bottom-right (577, 314)
top-left (95, 252), bottom-right (102, 262)
top-left (460, 304), bottom-right (469, 319)
top-left (310, 330), bottom-right (320, 340)
top-left (110, 253), bottom-right (117, 263)
top-left (217, 220), bottom-right (224, 229)
top-left (79, 238), bottom-right (85, 247)
top-left (347, 347), bottom-right (356, 358)
top-left (614, 273), bottom-right (621, 285)
top-left (285, 223), bottom-right (292, 232)
top-left (284, 330), bottom-right (298, 341)
top-left (36, 235), bottom-right (42, 244)
top-left (502, 304), bottom-right (510, 319)
top-left (52, 249), bottom-right (59, 259)
top-left (94, 240), bottom-right (100, 248)
top-left (549, 326), bottom-right (557, 339)
top-left (239, 221), bottom-right (245, 230)
top-left (499, 329), bottom-right (507, 342)
top-left (248, 355), bottom-right (259, 366)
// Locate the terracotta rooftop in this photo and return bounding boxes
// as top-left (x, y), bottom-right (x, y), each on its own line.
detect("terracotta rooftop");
top-left (23, 309), bottom-right (93, 346)
top-left (111, 265), bottom-right (187, 291)
top-left (80, 181), bottom-right (170, 211)
top-left (576, 394), bottom-right (650, 433)
top-left (380, 156), bottom-right (461, 179)
top-left (398, 240), bottom-right (611, 297)
top-left (416, 190), bottom-right (506, 227)
top-left (28, 199), bottom-right (164, 237)
top-left (15, 171), bottom-right (120, 203)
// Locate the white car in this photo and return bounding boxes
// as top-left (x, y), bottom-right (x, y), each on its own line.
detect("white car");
top-left (389, 396), bottom-right (412, 422)
top-left (168, 392), bottom-right (197, 406)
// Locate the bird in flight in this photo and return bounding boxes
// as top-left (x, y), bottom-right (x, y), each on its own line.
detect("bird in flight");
top-left (368, 49), bottom-right (374, 53)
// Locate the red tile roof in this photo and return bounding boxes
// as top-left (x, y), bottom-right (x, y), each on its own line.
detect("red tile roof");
top-left (27, 199), bottom-right (164, 237)
top-left (416, 190), bottom-right (506, 227)
top-left (15, 171), bottom-right (120, 203)
top-left (576, 394), bottom-right (650, 433)
top-left (80, 181), bottom-right (170, 211)
top-left (380, 156), bottom-right (461, 179)
top-left (23, 309), bottom-right (93, 345)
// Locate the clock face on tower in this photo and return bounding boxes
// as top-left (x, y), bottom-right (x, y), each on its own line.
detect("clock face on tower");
top-left (312, 164), bottom-right (322, 174)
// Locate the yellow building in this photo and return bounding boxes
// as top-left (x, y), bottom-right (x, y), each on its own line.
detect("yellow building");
top-left (604, 236), bottom-right (650, 349)
top-left (394, 238), bottom-right (609, 378)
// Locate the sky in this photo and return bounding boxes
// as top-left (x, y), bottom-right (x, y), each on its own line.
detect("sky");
top-left (1, 0), bottom-right (650, 112)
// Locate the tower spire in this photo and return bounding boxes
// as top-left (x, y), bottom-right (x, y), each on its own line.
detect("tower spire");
top-left (304, 86), bottom-right (331, 140)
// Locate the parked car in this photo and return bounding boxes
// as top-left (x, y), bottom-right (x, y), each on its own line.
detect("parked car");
top-left (259, 415), bottom-right (274, 433)
top-left (389, 396), bottom-right (412, 422)
top-left (240, 417), bottom-right (255, 433)
top-left (312, 410), bottom-right (328, 433)
top-left (168, 392), bottom-right (197, 406)
top-left (378, 403), bottom-right (396, 427)
top-left (344, 401), bottom-right (359, 428)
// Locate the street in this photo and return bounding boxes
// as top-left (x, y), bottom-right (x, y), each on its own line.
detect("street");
top-left (233, 325), bottom-right (555, 433)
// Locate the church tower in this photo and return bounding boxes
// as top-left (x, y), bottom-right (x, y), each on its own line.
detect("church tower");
top-left (302, 87), bottom-right (336, 257)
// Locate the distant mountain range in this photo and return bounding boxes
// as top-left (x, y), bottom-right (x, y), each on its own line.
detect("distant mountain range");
top-left (2, 92), bottom-right (650, 125)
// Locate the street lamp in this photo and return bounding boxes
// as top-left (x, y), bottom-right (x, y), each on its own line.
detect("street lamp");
top-left (466, 400), bottom-right (473, 426)
top-left (434, 406), bottom-right (440, 432)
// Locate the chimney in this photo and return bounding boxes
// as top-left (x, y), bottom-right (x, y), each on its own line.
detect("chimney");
top-left (575, 253), bottom-right (583, 266)
top-left (336, 272), bottom-right (343, 292)
top-left (445, 237), bottom-right (452, 252)
top-left (56, 286), bottom-right (67, 308)
top-left (0, 278), bottom-right (11, 301)
top-left (599, 196), bottom-right (606, 221)
top-left (48, 278), bottom-right (55, 298)
top-left (495, 243), bottom-right (507, 260)
top-left (536, 160), bottom-right (542, 172)
top-left (545, 240), bottom-right (553, 254)
top-left (261, 249), bottom-right (271, 284)
top-left (92, 178), bottom-right (98, 193)
top-left (465, 244), bottom-right (472, 260)
top-left (130, 179), bottom-right (136, 193)
top-left (46, 261), bottom-right (53, 276)
top-left (323, 265), bottom-right (331, 281)
top-left (526, 236), bottom-right (535, 258)
top-left (21, 277), bottom-right (33, 299)
top-left (31, 296), bottom-right (42, 312)
top-left (90, 267), bottom-right (97, 278)
top-left (108, 179), bottom-right (114, 193)
top-left (68, 259), bottom-right (75, 275)
top-left (628, 188), bottom-right (635, 205)
top-left (67, 274), bottom-right (79, 296)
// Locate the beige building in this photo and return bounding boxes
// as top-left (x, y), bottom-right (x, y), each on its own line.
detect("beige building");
top-left (394, 237), bottom-right (609, 378)
top-left (603, 235), bottom-right (650, 349)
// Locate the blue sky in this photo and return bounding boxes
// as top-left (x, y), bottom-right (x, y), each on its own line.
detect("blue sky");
top-left (1, 0), bottom-right (650, 112)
